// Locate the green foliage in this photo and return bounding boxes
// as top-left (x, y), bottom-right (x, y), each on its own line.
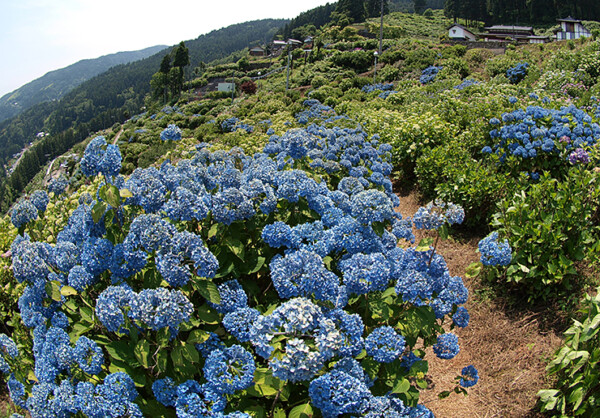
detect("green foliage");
top-left (490, 169), bottom-right (600, 300)
top-left (415, 141), bottom-right (509, 228)
top-left (331, 50), bottom-right (374, 72)
top-left (538, 289), bottom-right (600, 415)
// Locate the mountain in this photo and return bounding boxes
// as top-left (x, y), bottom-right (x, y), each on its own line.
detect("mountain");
top-left (0, 45), bottom-right (168, 124)
top-left (0, 18), bottom-right (287, 209)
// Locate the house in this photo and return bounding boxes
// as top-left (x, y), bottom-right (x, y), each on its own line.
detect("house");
top-left (249, 46), bottom-right (265, 57)
top-left (448, 23), bottom-right (477, 41)
top-left (303, 36), bottom-right (314, 48)
top-left (483, 25), bottom-right (548, 44)
top-left (555, 16), bottom-right (591, 40)
top-left (483, 25), bottom-right (534, 43)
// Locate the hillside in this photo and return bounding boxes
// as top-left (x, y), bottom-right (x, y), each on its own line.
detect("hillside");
top-left (0, 18), bottom-right (287, 210)
top-left (0, 45), bottom-right (168, 124)
top-left (1, 7), bottom-right (600, 418)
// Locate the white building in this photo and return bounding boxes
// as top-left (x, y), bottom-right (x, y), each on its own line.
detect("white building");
top-left (448, 23), bottom-right (477, 41)
top-left (555, 16), bottom-right (591, 40)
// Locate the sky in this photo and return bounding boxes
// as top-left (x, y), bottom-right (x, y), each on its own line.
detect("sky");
top-left (0, 0), bottom-right (335, 98)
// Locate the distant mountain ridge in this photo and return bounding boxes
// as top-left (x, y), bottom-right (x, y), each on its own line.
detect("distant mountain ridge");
top-left (0, 45), bottom-right (168, 123)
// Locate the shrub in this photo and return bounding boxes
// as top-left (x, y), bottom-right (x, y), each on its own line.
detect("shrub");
top-left (331, 50), bottom-right (373, 72)
top-left (506, 62), bottom-right (529, 84)
top-left (1, 107), bottom-right (477, 417)
top-left (488, 169), bottom-right (600, 300)
top-left (538, 289), bottom-right (600, 415)
top-left (240, 80), bottom-right (257, 95)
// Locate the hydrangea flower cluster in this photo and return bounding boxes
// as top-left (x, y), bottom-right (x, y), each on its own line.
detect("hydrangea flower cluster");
top-left (160, 124), bottom-right (182, 141)
top-left (412, 200), bottom-right (464, 230)
top-left (361, 83), bottom-right (395, 94)
top-left (483, 105), bottom-right (600, 168)
top-left (459, 365), bottom-right (479, 388)
top-left (48, 176), bottom-right (69, 196)
top-left (454, 78), bottom-right (479, 90)
top-left (10, 199), bottom-right (39, 228)
top-left (295, 99), bottom-right (337, 124)
top-left (420, 66), bottom-right (442, 84)
top-left (478, 231), bottom-right (512, 266)
top-left (4, 106), bottom-right (475, 416)
top-left (506, 62), bottom-right (529, 84)
top-left (568, 147), bottom-right (590, 164)
top-left (221, 117), bottom-right (253, 133)
top-left (80, 136), bottom-right (122, 178)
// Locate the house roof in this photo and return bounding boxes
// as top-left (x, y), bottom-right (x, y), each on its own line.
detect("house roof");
top-left (485, 25), bottom-right (533, 33)
top-left (557, 16), bottom-right (581, 22)
top-left (250, 46), bottom-right (265, 51)
top-left (448, 23), bottom-right (477, 36)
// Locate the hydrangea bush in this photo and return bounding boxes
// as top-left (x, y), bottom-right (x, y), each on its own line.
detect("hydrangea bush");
top-left (481, 104), bottom-right (600, 180)
top-left (2, 103), bottom-right (477, 417)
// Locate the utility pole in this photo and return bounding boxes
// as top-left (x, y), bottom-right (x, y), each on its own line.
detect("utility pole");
top-left (379, 0), bottom-right (385, 55)
top-left (231, 70), bottom-right (235, 105)
top-left (373, 51), bottom-right (379, 83)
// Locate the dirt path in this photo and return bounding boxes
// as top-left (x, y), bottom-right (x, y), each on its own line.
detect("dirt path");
top-left (395, 191), bottom-right (563, 418)
top-left (113, 126), bottom-right (124, 145)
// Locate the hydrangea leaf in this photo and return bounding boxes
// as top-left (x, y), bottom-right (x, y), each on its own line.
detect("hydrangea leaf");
top-left (193, 278), bottom-right (221, 305)
top-left (134, 339), bottom-right (151, 368)
top-left (465, 262), bottom-right (483, 279)
top-left (60, 285), bottom-right (78, 297)
top-left (92, 201), bottom-right (106, 223)
top-left (288, 402), bottom-right (313, 418)
top-left (45, 280), bottom-right (62, 302)
top-left (415, 237), bottom-right (434, 252)
top-left (392, 378), bottom-right (411, 395)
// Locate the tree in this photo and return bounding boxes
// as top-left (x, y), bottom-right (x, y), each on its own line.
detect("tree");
top-left (335, 0), bottom-right (367, 24)
top-left (414, 0), bottom-right (427, 14)
top-left (159, 54), bottom-right (171, 74)
top-left (173, 41), bottom-right (190, 69)
top-left (366, 0), bottom-right (389, 18)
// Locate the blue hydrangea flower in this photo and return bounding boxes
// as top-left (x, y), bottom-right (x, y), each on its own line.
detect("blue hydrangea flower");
top-left (11, 199), bottom-right (38, 228)
top-left (433, 333), bottom-right (460, 360)
top-left (339, 252), bottom-right (391, 295)
top-left (31, 190), bottom-right (49, 212)
top-left (68, 265), bottom-right (96, 292)
top-left (204, 345), bottom-right (255, 395)
top-left (478, 231), bottom-right (512, 266)
top-left (73, 336), bottom-right (104, 375)
top-left (48, 176), bottom-right (69, 195)
top-left (309, 369), bottom-right (372, 417)
top-left (95, 285), bottom-right (135, 333)
top-left (365, 326), bottom-right (405, 363)
top-left (459, 365), bottom-right (479, 388)
top-left (161, 124), bottom-right (182, 141)
top-left (153, 377), bottom-right (178, 407)
top-left (128, 288), bottom-right (193, 331)
top-left (452, 307), bottom-right (470, 328)
top-left (209, 280), bottom-right (248, 314)
top-left (0, 334), bottom-right (18, 373)
top-left (223, 307), bottom-right (261, 343)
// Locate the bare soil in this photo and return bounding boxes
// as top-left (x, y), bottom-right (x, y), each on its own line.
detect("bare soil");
top-left (396, 190), bottom-right (564, 418)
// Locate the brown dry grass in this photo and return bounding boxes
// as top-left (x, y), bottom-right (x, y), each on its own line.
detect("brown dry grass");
top-left (396, 190), bottom-right (564, 418)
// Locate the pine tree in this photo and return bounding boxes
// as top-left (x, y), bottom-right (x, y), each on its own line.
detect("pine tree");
top-left (335, 0), bottom-right (367, 23)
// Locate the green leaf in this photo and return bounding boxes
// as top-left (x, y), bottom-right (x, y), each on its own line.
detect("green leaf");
top-left (193, 278), bottom-right (221, 304)
top-left (415, 237), bottom-right (434, 252)
top-left (438, 390), bottom-right (451, 399)
top-left (243, 405), bottom-right (266, 418)
top-left (45, 280), bottom-right (62, 302)
top-left (465, 262), bottom-right (482, 279)
top-left (273, 408), bottom-right (286, 418)
top-left (438, 224), bottom-right (449, 240)
top-left (187, 329), bottom-right (210, 345)
top-left (134, 340), bottom-right (151, 369)
top-left (197, 304), bottom-right (220, 324)
top-left (207, 223), bottom-right (221, 240)
top-left (119, 188), bottom-right (133, 198)
top-left (105, 184), bottom-right (122, 208)
top-left (288, 403), bottom-right (314, 418)
top-left (105, 341), bottom-right (136, 363)
top-left (391, 378), bottom-right (411, 394)
top-left (155, 350), bottom-right (168, 374)
top-left (225, 237), bottom-right (245, 261)
top-left (92, 201), bottom-right (107, 223)
top-left (60, 285), bottom-right (78, 297)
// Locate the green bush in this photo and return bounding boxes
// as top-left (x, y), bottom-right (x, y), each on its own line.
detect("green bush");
top-left (538, 289), bottom-right (600, 415)
top-left (415, 141), bottom-right (509, 228)
top-left (331, 50), bottom-right (374, 72)
top-left (489, 169), bottom-right (600, 300)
